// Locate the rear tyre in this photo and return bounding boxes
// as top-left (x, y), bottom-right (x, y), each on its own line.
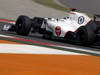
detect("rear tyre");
top-left (76, 26), bottom-right (96, 46)
top-left (16, 15), bottom-right (32, 36)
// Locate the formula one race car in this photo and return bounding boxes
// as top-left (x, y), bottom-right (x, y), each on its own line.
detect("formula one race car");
top-left (3, 10), bottom-right (100, 46)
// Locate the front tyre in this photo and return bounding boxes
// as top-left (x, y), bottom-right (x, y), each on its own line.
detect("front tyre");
top-left (43, 31), bottom-right (53, 39)
top-left (65, 31), bottom-right (76, 40)
top-left (16, 15), bottom-right (32, 36)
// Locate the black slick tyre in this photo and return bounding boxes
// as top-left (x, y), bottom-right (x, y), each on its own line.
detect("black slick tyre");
top-left (43, 31), bottom-right (52, 39)
top-left (77, 26), bottom-right (96, 46)
top-left (16, 15), bottom-right (32, 36)
top-left (65, 31), bottom-right (76, 40)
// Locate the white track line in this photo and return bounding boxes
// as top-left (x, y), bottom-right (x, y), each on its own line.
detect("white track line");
top-left (0, 44), bottom-right (84, 55)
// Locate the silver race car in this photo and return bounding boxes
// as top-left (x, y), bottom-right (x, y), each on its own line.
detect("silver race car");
top-left (3, 10), bottom-right (99, 46)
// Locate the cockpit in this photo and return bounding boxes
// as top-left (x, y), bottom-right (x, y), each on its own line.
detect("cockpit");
top-left (63, 12), bottom-right (77, 20)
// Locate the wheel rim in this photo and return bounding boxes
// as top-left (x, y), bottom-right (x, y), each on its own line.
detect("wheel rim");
top-left (17, 20), bottom-right (23, 29)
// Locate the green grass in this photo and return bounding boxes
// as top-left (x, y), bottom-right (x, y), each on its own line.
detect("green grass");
top-left (33, 0), bottom-right (69, 11)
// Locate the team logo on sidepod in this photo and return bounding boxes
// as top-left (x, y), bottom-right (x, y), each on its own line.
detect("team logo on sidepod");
top-left (55, 26), bottom-right (61, 36)
top-left (78, 16), bottom-right (85, 24)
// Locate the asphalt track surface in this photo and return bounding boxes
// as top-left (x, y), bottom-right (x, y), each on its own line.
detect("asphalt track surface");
top-left (0, 0), bottom-right (66, 19)
top-left (58, 0), bottom-right (100, 14)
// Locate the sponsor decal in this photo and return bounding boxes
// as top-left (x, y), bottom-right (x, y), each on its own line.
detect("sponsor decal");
top-left (78, 16), bottom-right (85, 24)
top-left (3, 24), bottom-right (11, 31)
top-left (55, 26), bottom-right (61, 36)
